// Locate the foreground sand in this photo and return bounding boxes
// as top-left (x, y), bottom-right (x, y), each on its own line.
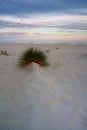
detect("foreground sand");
top-left (0, 43), bottom-right (87, 130)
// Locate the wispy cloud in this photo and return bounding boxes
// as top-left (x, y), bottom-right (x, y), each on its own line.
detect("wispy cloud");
top-left (0, 32), bottom-right (28, 36)
top-left (0, 14), bottom-right (87, 30)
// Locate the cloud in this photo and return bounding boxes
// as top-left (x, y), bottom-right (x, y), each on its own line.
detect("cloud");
top-left (0, 0), bottom-right (87, 16)
top-left (0, 14), bottom-right (87, 31)
top-left (0, 32), bottom-right (27, 43)
top-left (0, 30), bottom-right (87, 43)
top-left (57, 23), bottom-right (87, 31)
top-left (0, 32), bottom-right (28, 36)
top-left (0, 20), bottom-right (38, 28)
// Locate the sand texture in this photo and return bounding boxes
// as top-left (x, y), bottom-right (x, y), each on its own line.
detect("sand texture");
top-left (0, 43), bottom-right (87, 130)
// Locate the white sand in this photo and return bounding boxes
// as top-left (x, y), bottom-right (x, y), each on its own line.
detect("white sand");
top-left (0, 43), bottom-right (87, 130)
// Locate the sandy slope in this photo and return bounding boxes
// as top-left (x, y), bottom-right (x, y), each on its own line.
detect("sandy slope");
top-left (0, 43), bottom-right (87, 130)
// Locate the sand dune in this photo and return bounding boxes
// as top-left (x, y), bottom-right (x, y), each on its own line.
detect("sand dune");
top-left (0, 43), bottom-right (87, 130)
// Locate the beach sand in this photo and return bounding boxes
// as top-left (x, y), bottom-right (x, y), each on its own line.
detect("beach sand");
top-left (0, 43), bottom-right (87, 130)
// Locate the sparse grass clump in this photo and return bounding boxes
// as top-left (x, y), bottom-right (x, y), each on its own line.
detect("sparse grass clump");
top-left (45, 50), bottom-right (50, 53)
top-left (18, 48), bottom-right (49, 67)
top-left (0, 50), bottom-right (10, 56)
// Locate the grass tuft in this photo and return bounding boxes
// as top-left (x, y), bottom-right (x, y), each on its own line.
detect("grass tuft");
top-left (0, 50), bottom-right (10, 56)
top-left (45, 50), bottom-right (50, 53)
top-left (18, 48), bottom-right (49, 68)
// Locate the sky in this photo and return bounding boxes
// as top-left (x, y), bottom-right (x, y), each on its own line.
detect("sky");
top-left (0, 0), bottom-right (87, 43)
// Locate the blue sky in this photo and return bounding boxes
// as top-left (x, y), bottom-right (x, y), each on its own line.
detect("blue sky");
top-left (0, 0), bottom-right (87, 43)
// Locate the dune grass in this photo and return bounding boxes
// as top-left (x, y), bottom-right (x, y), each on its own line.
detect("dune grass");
top-left (0, 50), bottom-right (10, 56)
top-left (18, 48), bottom-right (49, 68)
top-left (45, 50), bottom-right (50, 53)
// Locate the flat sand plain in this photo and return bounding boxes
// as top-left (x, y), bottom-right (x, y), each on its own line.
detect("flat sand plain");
top-left (0, 43), bottom-right (87, 130)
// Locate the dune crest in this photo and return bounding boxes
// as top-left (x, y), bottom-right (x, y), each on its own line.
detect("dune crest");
top-left (26, 62), bottom-right (43, 72)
